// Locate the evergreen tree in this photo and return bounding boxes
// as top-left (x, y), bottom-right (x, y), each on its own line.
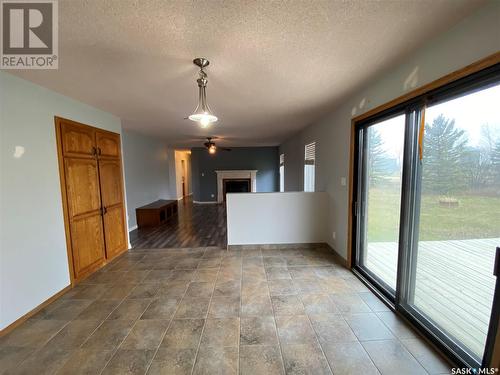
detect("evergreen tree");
top-left (422, 114), bottom-right (467, 195)
top-left (367, 128), bottom-right (388, 186)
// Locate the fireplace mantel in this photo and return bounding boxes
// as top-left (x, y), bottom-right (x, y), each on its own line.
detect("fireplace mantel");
top-left (215, 170), bottom-right (257, 203)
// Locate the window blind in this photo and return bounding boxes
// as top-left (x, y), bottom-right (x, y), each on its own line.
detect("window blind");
top-left (304, 142), bottom-right (315, 165)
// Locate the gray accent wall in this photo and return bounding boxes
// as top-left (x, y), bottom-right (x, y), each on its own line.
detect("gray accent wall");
top-left (122, 130), bottom-right (177, 229)
top-left (279, 1), bottom-right (500, 260)
top-left (191, 147), bottom-right (279, 202)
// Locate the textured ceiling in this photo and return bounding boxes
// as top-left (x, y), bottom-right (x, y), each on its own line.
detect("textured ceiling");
top-left (11, 0), bottom-right (485, 147)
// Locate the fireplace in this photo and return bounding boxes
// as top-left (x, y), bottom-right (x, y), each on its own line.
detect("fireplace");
top-left (215, 170), bottom-right (257, 203)
top-left (223, 179), bottom-right (251, 201)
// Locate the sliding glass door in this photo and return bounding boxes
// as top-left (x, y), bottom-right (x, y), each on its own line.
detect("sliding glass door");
top-left (356, 113), bottom-right (406, 294)
top-left (404, 83), bottom-right (500, 363)
top-left (353, 66), bottom-right (500, 367)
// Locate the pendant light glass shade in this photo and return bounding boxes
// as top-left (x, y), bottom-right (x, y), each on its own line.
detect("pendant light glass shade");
top-left (189, 76), bottom-right (218, 127)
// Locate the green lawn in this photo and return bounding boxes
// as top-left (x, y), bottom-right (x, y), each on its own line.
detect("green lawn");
top-left (366, 188), bottom-right (500, 242)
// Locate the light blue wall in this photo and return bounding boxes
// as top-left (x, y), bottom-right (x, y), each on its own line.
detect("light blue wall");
top-left (191, 147), bottom-right (279, 202)
top-left (122, 129), bottom-right (177, 230)
top-left (1, 72), bottom-right (122, 329)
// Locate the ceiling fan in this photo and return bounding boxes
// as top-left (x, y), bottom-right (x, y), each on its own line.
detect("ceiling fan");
top-left (203, 137), bottom-right (231, 154)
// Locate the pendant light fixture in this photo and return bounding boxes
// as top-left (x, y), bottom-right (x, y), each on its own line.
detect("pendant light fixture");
top-left (188, 57), bottom-right (218, 128)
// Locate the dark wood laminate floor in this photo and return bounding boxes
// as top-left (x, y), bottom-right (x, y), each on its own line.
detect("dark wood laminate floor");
top-left (129, 197), bottom-right (227, 249)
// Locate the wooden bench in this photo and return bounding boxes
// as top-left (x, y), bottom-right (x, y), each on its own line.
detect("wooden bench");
top-left (136, 199), bottom-right (178, 228)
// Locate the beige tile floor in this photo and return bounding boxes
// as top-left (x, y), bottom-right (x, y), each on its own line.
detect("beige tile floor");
top-left (0, 246), bottom-right (452, 374)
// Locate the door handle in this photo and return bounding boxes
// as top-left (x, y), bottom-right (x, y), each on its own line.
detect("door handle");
top-left (92, 146), bottom-right (97, 157)
top-left (97, 147), bottom-right (102, 156)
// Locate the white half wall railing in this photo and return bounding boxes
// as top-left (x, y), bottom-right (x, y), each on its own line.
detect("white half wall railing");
top-left (226, 192), bottom-right (328, 245)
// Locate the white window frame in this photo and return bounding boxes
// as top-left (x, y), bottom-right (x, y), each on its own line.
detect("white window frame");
top-left (279, 153), bottom-right (285, 192)
top-left (304, 142), bottom-right (315, 192)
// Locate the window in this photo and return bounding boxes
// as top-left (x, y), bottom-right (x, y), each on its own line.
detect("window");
top-left (279, 153), bottom-right (285, 192)
top-left (353, 64), bottom-right (500, 368)
top-left (304, 142), bottom-right (315, 192)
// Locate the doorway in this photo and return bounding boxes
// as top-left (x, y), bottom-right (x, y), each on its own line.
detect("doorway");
top-left (175, 150), bottom-right (192, 200)
top-left (181, 159), bottom-right (186, 197)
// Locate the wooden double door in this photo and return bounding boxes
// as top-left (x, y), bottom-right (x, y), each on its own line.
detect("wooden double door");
top-left (56, 117), bottom-right (128, 282)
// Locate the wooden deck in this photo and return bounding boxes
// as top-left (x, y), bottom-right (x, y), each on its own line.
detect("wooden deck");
top-left (366, 238), bottom-right (499, 359)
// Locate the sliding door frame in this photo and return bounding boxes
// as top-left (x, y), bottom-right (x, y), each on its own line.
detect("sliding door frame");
top-left (348, 52), bottom-right (500, 369)
top-left (353, 106), bottom-right (410, 302)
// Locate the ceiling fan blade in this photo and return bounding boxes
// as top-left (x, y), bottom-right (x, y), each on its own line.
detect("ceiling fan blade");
top-left (221, 147), bottom-right (232, 151)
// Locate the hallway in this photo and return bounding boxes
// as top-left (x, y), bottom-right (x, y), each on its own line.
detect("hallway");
top-left (130, 198), bottom-right (227, 249)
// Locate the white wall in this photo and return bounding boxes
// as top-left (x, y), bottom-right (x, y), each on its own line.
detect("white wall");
top-left (0, 72), bottom-right (122, 329)
top-left (280, 2), bottom-right (500, 260)
top-left (122, 130), bottom-right (177, 230)
top-left (226, 192), bottom-right (328, 245)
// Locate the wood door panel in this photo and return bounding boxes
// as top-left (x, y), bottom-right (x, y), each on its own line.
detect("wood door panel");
top-left (96, 131), bottom-right (121, 158)
top-left (56, 117), bottom-right (127, 284)
top-left (99, 159), bottom-right (123, 207)
top-left (61, 122), bottom-right (95, 157)
top-left (103, 204), bottom-right (127, 259)
top-left (65, 158), bottom-right (101, 217)
top-left (70, 215), bottom-right (105, 277)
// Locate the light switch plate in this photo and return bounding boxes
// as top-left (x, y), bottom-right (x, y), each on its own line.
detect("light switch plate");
top-left (341, 177), bottom-right (347, 186)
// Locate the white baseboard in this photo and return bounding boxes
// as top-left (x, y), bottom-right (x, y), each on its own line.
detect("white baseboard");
top-left (128, 225), bottom-right (138, 232)
top-left (193, 200), bottom-right (218, 204)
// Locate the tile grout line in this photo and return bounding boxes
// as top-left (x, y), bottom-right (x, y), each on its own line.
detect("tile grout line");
top-left (189, 247), bottom-right (223, 375)
top-left (140, 256), bottom-right (195, 374)
top-left (339, 301), bottom-right (394, 375)
top-left (11, 319), bottom-right (72, 372)
top-left (94, 269), bottom-right (155, 375)
top-left (237, 247), bottom-right (244, 375)
top-left (265, 247), bottom-right (288, 375)
top-left (303, 299), bottom-right (341, 375)
top-left (141, 272), bottom-right (193, 374)
top-left (14, 265), bottom-right (144, 372)
top-left (52, 261), bottom-right (149, 374)
top-left (373, 309), bottom-right (435, 374)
